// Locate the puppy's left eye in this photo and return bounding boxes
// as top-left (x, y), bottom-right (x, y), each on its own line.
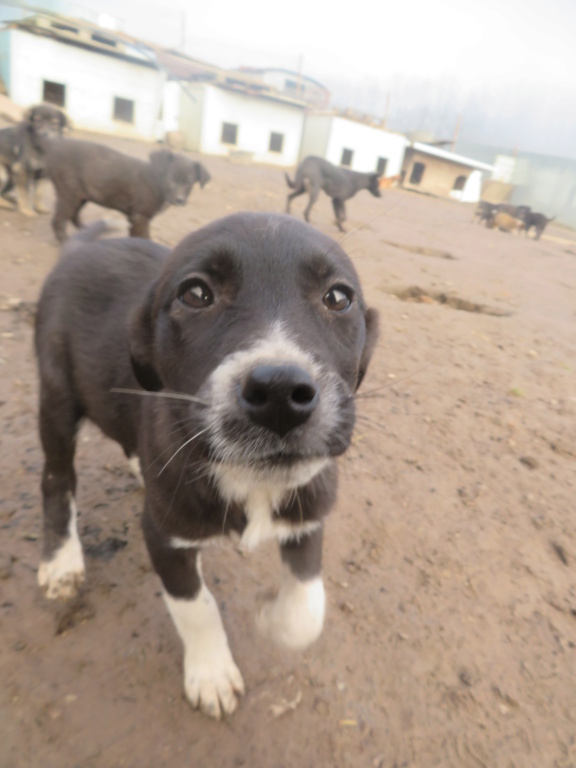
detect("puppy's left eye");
top-left (323, 285), bottom-right (353, 312)
top-left (178, 279), bottom-right (213, 309)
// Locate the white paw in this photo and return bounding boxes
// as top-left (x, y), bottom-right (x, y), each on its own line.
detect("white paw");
top-left (256, 573), bottom-right (325, 650)
top-left (183, 648), bottom-right (245, 719)
top-left (38, 536), bottom-right (85, 600)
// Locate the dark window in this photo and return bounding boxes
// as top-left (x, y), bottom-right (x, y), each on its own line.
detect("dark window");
top-left (409, 162), bottom-right (425, 184)
top-left (453, 175), bottom-right (467, 191)
top-left (43, 80), bottom-right (65, 107)
top-left (221, 122), bottom-right (238, 145)
top-left (92, 33), bottom-right (116, 47)
top-left (269, 132), bottom-right (284, 153)
top-left (113, 97), bottom-right (134, 124)
top-left (285, 79), bottom-right (299, 92)
top-left (51, 22), bottom-right (78, 33)
top-left (376, 157), bottom-right (388, 175)
top-left (340, 148), bottom-right (353, 167)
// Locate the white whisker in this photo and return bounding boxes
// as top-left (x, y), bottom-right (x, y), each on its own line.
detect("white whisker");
top-left (157, 428), bottom-right (210, 477)
top-left (111, 387), bottom-right (208, 406)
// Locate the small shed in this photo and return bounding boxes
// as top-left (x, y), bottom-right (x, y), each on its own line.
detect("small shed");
top-left (298, 112), bottom-right (408, 178)
top-left (176, 82), bottom-right (306, 167)
top-left (402, 142), bottom-right (494, 202)
top-left (0, 13), bottom-right (165, 141)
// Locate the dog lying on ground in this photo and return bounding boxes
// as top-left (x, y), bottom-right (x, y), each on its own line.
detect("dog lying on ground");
top-left (285, 155), bottom-right (381, 232)
top-left (34, 214), bottom-right (378, 719)
top-left (0, 104), bottom-right (68, 216)
top-left (523, 212), bottom-right (555, 240)
top-left (491, 211), bottom-right (524, 233)
top-left (45, 140), bottom-right (211, 241)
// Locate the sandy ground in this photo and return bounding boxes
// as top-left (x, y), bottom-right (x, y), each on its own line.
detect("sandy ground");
top-left (1, 133), bottom-right (576, 768)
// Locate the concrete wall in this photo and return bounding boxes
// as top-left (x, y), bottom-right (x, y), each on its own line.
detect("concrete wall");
top-left (402, 148), bottom-right (479, 198)
top-left (299, 114), bottom-right (332, 160)
top-left (0, 31), bottom-right (10, 93)
top-left (179, 82), bottom-right (204, 152)
top-left (324, 117), bottom-right (407, 175)
top-left (192, 85), bottom-right (304, 167)
top-left (6, 30), bottom-right (164, 140)
top-left (509, 154), bottom-right (576, 228)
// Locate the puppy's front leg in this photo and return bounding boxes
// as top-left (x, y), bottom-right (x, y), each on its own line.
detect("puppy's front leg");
top-left (143, 515), bottom-right (244, 718)
top-left (257, 527), bottom-right (326, 649)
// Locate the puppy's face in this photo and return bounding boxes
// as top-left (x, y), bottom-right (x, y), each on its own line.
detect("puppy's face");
top-left (369, 174), bottom-right (382, 198)
top-left (26, 105), bottom-right (67, 139)
top-left (131, 214), bottom-right (378, 484)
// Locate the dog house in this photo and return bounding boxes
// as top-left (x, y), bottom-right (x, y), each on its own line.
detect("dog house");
top-left (402, 142), bottom-right (494, 202)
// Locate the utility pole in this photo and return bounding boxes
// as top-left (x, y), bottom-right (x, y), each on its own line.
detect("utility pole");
top-left (451, 113), bottom-right (462, 152)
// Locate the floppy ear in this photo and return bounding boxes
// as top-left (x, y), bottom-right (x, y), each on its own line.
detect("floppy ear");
top-left (23, 106), bottom-right (36, 124)
top-left (356, 307), bottom-right (379, 391)
top-left (149, 149), bottom-right (174, 178)
top-left (195, 162), bottom-right (211, 188)
top-left (129, 286), bottom-right (163, 391)
top-left (59, 110), bottom-right (72, 132)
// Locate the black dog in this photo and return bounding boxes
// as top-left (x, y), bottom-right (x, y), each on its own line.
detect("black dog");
top-left (285, 155), bottom-right (381, 232)
top-left (45, 140), bottom-right (211, 241)
top-left (523, 212), bottom-right (555, 240)
top-left (0, 104), bottom-right (68, 216)
top-left (35, 214), bottom-right (378, 719)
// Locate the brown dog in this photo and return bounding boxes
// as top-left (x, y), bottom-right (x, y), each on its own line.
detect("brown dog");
top-left (45, 140), bottom-right (211, 241)
top-left (0, 104), bottom-right (69, 216)
top-left (492, 212), bottom-right (523, 233)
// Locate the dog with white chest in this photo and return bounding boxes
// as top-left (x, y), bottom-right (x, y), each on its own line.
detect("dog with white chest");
top-left (34, 213), bottom-right (378, 719)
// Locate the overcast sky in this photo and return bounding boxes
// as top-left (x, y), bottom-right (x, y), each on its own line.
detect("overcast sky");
top-left (28, 0), bottom-right (576, 157)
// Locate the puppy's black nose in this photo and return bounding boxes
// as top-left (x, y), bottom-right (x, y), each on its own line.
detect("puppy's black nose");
top-left (240, 365), bottom-right (318, 436)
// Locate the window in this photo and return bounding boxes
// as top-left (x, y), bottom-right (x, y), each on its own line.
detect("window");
top-left (113, 97), bottom-right (134, 124)
top-left (376, 157), bottom-right (388, 176)
top-left (92, 33), bottom-right (116, 47)
top-left (221, 122), bottom-right (238, 145)
top-left (453, 175), bottom-right (467, 191)
top-left (409, 162), bottom-right (425, 184)
top-left (285, 79), bottom-right (299, 92)
top-left (269, 132), bottom-right (284, 153)
top-left (43, 80), bottom-right (65, 107)
top-left (340, 148), bottom-right (353, 167)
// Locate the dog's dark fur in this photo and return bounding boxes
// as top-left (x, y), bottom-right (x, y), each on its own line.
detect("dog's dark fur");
top-left (35, 214), bottom-right (378, 719)
top-left (474, 200), bottom-right (497, 225)
top-left (0, 104), bottom-right (68, 216)
top-left (45, 140), bottom-right (211, 241)
top-left (523, 211), bottom-right (555, 240)
top-left (285, 155), bottom-right (381, 232)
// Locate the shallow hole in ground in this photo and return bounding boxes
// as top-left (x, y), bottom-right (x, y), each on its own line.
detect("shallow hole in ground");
top-left (386, 285), bottom-right (513, 316)
top-left (381, 240), bottom-right (457, 260)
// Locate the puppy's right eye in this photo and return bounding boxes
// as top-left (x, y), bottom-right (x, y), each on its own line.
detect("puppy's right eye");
top-left (178, 279), bottom-right (213, 309)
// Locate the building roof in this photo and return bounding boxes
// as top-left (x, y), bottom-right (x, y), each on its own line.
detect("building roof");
top-left (411, 142), bottom-right (494, 171)
top-left (237, 67), bottom-right (329, 92)
top-left (4, 12), bottom-right (159, 68)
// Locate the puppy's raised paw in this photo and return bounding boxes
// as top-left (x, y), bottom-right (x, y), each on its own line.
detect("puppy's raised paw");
top-left (256, 572), bottom-right (325, 651)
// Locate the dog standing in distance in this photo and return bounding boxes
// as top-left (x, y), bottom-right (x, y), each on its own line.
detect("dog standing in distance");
top-left (0, 104), bottom-right (68, 216)
top-left (285, 155), bottom-right (381, 232)
top-left (45, 140), bottom-right (211, 241)
top-left (34, 214), bottom-right (378, 719)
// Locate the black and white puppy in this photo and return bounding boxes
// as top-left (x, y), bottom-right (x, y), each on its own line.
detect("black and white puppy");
top-left (35, 213), bottom-right (378, 719)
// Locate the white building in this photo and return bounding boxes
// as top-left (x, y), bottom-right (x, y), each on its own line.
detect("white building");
top-left (299, 113), bottom-right (409, 177)
top-left (175, 82), bottom-right (306, 167)
top-left (0, 14), bottom-right (165, 141)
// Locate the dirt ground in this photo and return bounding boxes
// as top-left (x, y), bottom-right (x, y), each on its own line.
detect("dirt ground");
top-left (1, 132), bottom-right (576, 768)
